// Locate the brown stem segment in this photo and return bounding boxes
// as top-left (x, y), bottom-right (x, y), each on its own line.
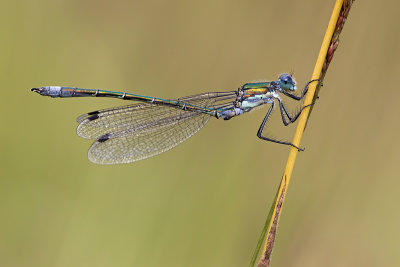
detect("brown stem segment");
top-left (309, 0), bottom-right (356, 118)
top-left (257, 176), bottom-right (287, 267)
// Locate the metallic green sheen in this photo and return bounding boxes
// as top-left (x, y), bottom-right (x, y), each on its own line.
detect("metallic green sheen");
top-left (242, 81), bottom-right (270, 90)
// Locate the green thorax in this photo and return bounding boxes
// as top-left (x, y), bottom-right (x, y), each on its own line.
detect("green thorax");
top-left (241, 81), bottom-right (271, 97)
top-left (242, 81), bottom-right (271, 90)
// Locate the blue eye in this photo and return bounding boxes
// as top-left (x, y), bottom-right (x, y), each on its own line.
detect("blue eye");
top-left (279, 74), bottom-right (292, 85)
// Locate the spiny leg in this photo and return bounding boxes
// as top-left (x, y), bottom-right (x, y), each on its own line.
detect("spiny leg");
top-left (256, 101), bottom-right (304, 151)
top-left (278, 100), bottom-right (291, 126)
top-left (279, 100), bottom-right (316, 126)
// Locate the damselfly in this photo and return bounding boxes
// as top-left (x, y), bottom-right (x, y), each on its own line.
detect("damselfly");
top-left (31, 74), bottom-right (318, 164)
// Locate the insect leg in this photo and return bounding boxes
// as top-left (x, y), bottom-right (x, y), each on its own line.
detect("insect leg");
top-left (283, 79), bottom-right (320, 100)
top-left (279, 100), bottom-right (315, 125)
top-left (256, 101), bottom-right (304, 151)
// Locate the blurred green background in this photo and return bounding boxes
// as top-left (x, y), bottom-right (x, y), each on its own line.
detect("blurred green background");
top-left (1, 0), bottom-right (399, 266)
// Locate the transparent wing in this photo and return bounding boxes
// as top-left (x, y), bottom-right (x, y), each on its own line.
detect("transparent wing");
top-left (88, 111), bottom-right (209, 164)
top-left (77, 103), bottom-right (181, 140)
top-left (76, 91), bottom-right (236, 139)
top-left (76, 91), bottom-right (237, 164)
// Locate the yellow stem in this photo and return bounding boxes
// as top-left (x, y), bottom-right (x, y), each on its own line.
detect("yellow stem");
top-left (258, 0), bottom-right (344, 264)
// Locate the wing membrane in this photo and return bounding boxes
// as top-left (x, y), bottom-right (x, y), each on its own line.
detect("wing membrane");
top-left (76, 91), bottom-right (237, 164)
top-left (88, 111), bottom-right (209, 164)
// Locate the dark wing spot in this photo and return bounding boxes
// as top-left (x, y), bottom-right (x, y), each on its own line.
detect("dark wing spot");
top-left (87, 114), bottom-right (99, 121)
top-left (97, 133), bottom-right (111, 143)
top-left (87, 110), bottom-right (100, 115)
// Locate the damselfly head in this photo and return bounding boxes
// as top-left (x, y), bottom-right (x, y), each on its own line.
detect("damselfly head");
top-left (278, 73), bottom-right (297, 91)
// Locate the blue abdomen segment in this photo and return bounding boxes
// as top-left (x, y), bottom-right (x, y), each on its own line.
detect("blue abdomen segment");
top-left (31, 86), bottom-right (63, 97)
top-left (31, 87), bottom-right (122, 98)
top-left (218, 108), bottom-right (244, 120)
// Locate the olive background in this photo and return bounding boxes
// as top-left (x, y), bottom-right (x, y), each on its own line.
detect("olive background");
top-left (1, 0), bottom-right (400, 266)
